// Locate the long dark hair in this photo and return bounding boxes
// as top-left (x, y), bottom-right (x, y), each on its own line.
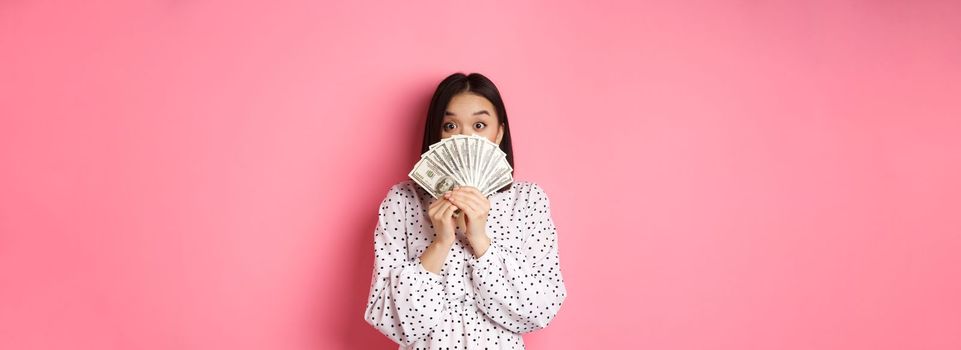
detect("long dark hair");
top-left (420, 72), bottom-right (514, 193)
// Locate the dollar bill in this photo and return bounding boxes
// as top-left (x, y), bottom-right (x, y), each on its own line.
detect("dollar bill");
top-left (408, 158), bottom-right (458, 198)
top-left (410, 134), bottom-right (513, 198)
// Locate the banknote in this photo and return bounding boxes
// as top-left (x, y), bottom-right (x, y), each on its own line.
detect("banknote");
top-left (409, 134), bottom-right (513, 199)
top-left (408, 157), bottom-right (458, 198)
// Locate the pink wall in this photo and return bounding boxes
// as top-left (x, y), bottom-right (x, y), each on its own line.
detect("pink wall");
top-left (2, 1), bottom-right (959, 349)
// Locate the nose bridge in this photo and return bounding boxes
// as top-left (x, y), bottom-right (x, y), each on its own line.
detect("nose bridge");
top-left (451, 120), bottom-right (476, 136)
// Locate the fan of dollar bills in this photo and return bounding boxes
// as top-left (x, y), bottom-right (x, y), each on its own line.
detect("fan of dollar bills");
top-left (409, 134), bottom-right (514, 200)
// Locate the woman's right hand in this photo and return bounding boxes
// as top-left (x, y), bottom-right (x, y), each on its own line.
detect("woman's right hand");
top-left (427, 193), bottom-right (460, 244)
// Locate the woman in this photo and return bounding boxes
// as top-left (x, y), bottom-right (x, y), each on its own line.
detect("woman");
top-left (364, 72), bottom-right (568, 349)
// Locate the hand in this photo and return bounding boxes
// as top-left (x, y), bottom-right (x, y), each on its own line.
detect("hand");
top-left (427, 195), bottom-right (460, 244)
top-left (443, 186), bottom-right (491, 239)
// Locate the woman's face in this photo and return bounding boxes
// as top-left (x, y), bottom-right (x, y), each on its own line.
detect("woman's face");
top-left (440, 92), bottom-right (504, 144)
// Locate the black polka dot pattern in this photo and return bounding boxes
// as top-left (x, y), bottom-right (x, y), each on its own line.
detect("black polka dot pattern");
top-left (364, 180), bottom-right (568, 349)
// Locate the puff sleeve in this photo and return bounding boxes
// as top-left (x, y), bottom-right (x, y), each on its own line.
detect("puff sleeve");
top-left (363, 185), bottom-right (449, 346)
top-left (467, 183), bottom-right (568, 334)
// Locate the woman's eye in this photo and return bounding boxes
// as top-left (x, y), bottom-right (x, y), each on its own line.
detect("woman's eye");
top-left (443, 122), bottom-right (455, 131)
top-left (473, 122), bottom-right (486, 129)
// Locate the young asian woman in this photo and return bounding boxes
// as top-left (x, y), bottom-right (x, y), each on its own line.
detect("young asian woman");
top-left (364, 72), bottom-right (568, 350)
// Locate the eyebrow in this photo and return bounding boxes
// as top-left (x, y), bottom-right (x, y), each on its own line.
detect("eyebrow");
top-left (444, 110), bottom-right (491, 117)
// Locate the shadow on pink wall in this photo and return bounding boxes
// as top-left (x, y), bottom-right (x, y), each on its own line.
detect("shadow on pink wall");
top-left (307, 84), bottom-right (434, 349)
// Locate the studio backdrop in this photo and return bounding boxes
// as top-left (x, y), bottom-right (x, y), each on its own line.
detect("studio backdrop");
top-left (1, 1), bottom-right (959, 349)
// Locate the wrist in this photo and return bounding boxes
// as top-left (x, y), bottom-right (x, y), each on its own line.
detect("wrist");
top-left (434, 236), bottom-right (456, 247)
top-left (465, 231), bottom-right (490, 243)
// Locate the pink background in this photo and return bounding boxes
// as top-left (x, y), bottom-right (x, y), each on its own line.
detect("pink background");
top-left (2, 1), bottom-right (960, 349)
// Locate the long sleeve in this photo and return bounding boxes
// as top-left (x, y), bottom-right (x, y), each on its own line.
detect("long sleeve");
top-left (467, 183), bottom-right (568, 334)
top-left (363, 185), bottom-right (449, 346)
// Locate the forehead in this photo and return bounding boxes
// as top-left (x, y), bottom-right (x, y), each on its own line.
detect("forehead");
top-left (445, 93), bottom-right (495, 116)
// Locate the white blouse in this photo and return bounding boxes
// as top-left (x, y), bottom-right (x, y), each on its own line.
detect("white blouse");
top-left (364, 180), bottom-right (568, 349)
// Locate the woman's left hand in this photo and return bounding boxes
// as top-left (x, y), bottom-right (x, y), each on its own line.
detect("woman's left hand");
top-left (443, 186), bottom-right (490, 238)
